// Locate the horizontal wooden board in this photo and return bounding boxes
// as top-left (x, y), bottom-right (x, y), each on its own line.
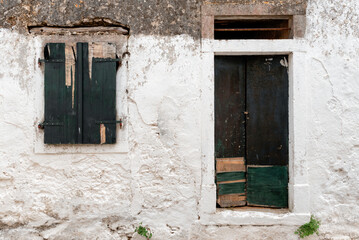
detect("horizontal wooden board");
top-left (247, 166), bottom-right (288, 208)
top-left (216, 157), bottom-right (245, 173)
top-left (217, 179), bottom-right (246, 184)
top-left (218, 182), bottom-right (245, 195)
top-left (217, 194), bottom-right (246, 207)
top-left (217, 171), bottom-right (246, 182)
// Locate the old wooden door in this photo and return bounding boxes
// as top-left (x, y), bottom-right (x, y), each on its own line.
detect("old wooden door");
top-left (215, 55), bottom-right (289, 208)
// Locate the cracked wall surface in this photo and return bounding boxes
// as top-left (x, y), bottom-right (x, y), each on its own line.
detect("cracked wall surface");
top-left (1, 0), bottom-right (359, 239)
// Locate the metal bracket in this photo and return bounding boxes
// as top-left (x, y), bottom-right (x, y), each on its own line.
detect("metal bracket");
top-left (93, 58), bottom-right (122, 63)
top-left (38, 121), bottom-right (63, 129)
top-left (38, 58), bottom-right (65, 66)
top-left (95, 119), bottom-right (123, 129)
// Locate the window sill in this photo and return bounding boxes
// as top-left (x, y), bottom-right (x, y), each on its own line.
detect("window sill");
top-left (200, 208), bottom-right (310, 226)
top-left (34, 127), bottom-right (129, 154)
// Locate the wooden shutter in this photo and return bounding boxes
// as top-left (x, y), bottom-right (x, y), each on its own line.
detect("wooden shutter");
top-left (82, 42), bottom-right (117, 144)
top-left (44, 43), bottom-right (77, 144)
top-left (215, 56), bottom-right (246, 207)
top-left (246, 55), bottom-right (289, 208)
top-left (43, 42), bottom-right (117, 144)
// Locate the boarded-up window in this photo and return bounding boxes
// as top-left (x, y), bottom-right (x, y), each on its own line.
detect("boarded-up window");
top-left (40, 42), bottom-right (120, 144)
top-left (215, 55), bottom-right (289, 208)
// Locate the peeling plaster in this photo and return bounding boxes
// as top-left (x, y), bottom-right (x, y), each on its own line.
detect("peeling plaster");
top-left (1, 0), bottom-right (359, 239)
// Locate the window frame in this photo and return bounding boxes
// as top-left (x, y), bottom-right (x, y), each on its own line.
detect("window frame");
top-left (199, 3), bottom-right (310, 225)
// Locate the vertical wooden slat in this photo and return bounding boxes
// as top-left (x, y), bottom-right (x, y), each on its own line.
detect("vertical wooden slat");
top-left (76, 43), bottom-right (84, 143)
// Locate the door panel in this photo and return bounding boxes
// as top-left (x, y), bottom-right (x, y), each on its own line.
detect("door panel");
top-left (215, 56), bottom-right (246, 207)
top-left (246, 55), bottom-right (289, 166)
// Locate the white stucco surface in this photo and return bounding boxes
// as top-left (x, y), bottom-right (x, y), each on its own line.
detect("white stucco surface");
top-left (0, 0), bottom-right (359, 239)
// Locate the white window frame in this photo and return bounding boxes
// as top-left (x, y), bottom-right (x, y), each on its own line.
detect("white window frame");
top-left (199, 39), bottom-right (310, 225)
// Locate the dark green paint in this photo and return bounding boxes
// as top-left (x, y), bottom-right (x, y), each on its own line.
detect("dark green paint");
top-left (83, 47), bottom-right (117, 144)
top-left (247, 166), bottom-right (288, 208)
top-left (43, 42), bottom-right (117, 144)
top-left (44, 43), bottom-right (77, 144)
top-left (76, 42), bottom-right (84, 143)
top-left (218, 182), bottom-right (245, 195)
top-left (217, 172), bottom-right (246, 182)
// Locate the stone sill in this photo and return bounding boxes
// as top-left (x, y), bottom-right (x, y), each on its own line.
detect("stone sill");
top-left (200, 209), bottom-right (310, 226)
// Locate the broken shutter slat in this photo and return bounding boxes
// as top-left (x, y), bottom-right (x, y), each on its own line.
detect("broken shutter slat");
top-left (83, 43), bottom-right (117, 144)
top-left (247, 166), bottom-right (288, 208)
top-left (216, 157), bottom-right (246, 207)
top-left (44, 43), bottom-right (77, 144)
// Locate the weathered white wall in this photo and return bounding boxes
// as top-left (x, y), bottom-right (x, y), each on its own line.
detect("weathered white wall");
top-left (0, 0), bottom-right (359, 239)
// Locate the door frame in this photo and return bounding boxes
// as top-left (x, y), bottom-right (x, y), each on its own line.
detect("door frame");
top-left (199, 39), bottom-right (310, 225)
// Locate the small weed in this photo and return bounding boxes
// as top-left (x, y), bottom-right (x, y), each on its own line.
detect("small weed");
top-left (295, 215), bottom-right (320, 238)
top-left (135, 222), bottom-right (153, 239)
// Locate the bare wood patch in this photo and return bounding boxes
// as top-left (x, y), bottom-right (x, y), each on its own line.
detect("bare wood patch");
top-left (100, 124), bottom-right (106, 144)
top-left (217, 194), bottom-right (246, 207)
top-left (216, 157), bottom-right (245, 172)
top-left (88, 42), bottom-right (116, 80)
top-left (65, 43), bottom-right (76, 87)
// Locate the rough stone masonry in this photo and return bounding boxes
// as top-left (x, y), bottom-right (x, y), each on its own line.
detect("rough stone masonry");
top-left (1, 0), bottom-right (359, 239)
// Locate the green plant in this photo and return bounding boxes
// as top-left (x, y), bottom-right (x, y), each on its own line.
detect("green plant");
top-left (135, 222), bottom-right (153, 239)
top-left (295, 215), bottom-right (320, 238)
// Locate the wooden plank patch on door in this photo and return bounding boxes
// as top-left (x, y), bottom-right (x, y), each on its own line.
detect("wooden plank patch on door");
top-left (247, 165), bottom-right (288, 208)
top-left (216, 157), bottom-right (246, 207)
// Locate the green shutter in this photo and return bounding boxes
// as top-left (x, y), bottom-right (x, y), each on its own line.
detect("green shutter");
top-left (44, 43), bottom-right (77, 144)
top-left (43, 42), bottom-right (117, 144)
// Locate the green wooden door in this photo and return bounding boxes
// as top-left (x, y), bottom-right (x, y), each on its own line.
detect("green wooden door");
top-left (214, 55), bottom-right (289, 208)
